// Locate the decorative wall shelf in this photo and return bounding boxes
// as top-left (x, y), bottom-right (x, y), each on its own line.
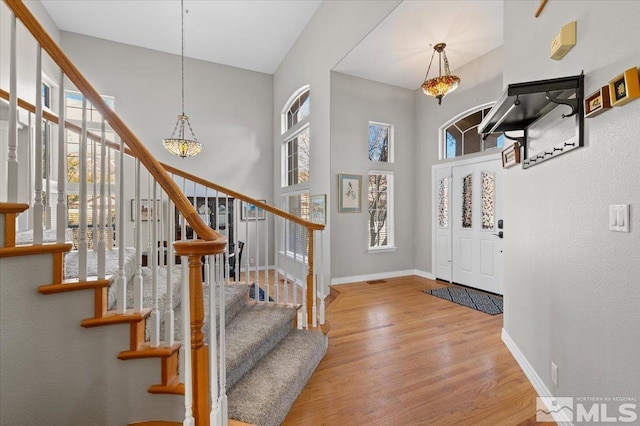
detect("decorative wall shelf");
top-left (479, 74), bottom-right (584, 169)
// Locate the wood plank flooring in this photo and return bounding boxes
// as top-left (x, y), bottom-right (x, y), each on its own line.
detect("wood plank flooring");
top-left (282, 276), bottom-right (542, 425)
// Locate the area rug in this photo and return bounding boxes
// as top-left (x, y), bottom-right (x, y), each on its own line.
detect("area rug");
top-left (424, 286), bottom-right (503, 315)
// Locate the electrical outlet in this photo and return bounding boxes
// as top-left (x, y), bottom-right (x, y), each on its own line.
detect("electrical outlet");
top-left (551, 362), bottom-right (558, 386)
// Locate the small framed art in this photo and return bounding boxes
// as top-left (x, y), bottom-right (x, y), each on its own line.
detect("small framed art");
top-left (131, 199), bottom-right (159, 221)
top-left (241, 200), bottom-right (266, 220)
top-left (310, 194), bottom-right (326, 224)
top-left (584, 86), bottom-right (611, 118)
top-left (338, 174), bottom-right (362, 213)
top-left (608, 67), bottom-right (640, 107)
top-left (501, 142), bottom-right (521, 169)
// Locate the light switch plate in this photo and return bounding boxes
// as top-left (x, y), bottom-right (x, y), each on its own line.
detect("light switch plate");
top-left (609, 205), bottom-right (630, 232)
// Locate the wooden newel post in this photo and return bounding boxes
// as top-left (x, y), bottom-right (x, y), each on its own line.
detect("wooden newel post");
top-left (174, 239), bottom-right (226, 426)
top-left (306, 229), bottom-right (314, 327)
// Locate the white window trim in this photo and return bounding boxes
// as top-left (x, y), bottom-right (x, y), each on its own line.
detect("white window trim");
top-left (281, 84), bottom-right (310, 136)
top-left (367, 170), bottom-right (395, 252)
top-left (439, 102), bottom-right (495, 160)
top-left (280, 189), bottom-right (310, 262)
top-left (368, 121), bottom-right (394, 163)
top-left (281, 123), bottom-right (310, 188)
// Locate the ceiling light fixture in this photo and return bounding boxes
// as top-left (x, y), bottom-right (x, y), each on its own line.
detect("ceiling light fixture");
top-left (421, 43), bottom-right (461, 105)
top-left (163, 0), bottom-right (202, 158)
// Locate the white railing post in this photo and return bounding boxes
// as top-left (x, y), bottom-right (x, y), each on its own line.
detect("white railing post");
top-left (164, 197), bottom-right (175, 346)
top-left (33, 45), bottom-right (44, 244)
top-left (150, 181), bottom-right (160, 348)
top-left (91, 137), bottom-right (97, 247)
top-left (218, 252), bottom-right (228, 424)
top-left (208, 254), bottom-right (220, 426)
top-left (56, 74), bottom-right (67, 243)
top-left (7, 12), bottom-right (19, 203)
top-left (181, 256), bottom-right (194, 426)
top-left (133, 159), bottom-right (143, 312)
top-left (319, 229), bottom-right (325, 325)
top-left (115, 137), bottom-right (127, 314)
top-left (97, 119), bottom-right (106, 279)
top-left (78, 95), bottom-right (88, 280)
top-left (107, 147), bottom-right (113, 249)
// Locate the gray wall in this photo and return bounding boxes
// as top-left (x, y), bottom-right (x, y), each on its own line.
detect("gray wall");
top-left (503, 1), bottom-right (640, 399)
top-left (273, 0), bottom-right (401, 292)
top-left (330, 71), bottom-right (415, 280)
top-left (60, 32), bottom-right (274, 250)
top-left (414, 47), bottom-right (504, 274)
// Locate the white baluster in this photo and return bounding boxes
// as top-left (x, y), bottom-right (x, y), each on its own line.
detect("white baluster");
top-left (115, 137), bottom-right (127, 314)
top-left (208, 254), bottom-right (220, 426)
top-left (191, 181), bottom-right (197, 239)
top-left (203, 187), bottom-right (209, 286)
top-left (244, 207), bottom-right (249, 285)
top-left (283, 217), bottom-right (289, 305)
top-left (91, 137), bottom-right (97, 248)
top-left (218, 252), bottom-right (228, 423)
top-left (274, 215), bottom-right (280, 303)
top-left (181, 177), bottom-right (186, 240)
top-left (107, 147), bottom-right (113, 249)
top-left (164, 197), bottom-right (175, 346)
top-left (7, 12), bottom-right (18, 202)
top-left (293, 224), bottom-right (298, 307)
top-left (33, 45), bottom-right (44, 244)
top-left (133, 159), bottom-right (143, 312)
top-left (254, 217), bottom-right (259, 301)
top-left (44, 119), bottom-right (51, 230)
top-left (97, 119), bottom-right (106, 279)
top-left (78, 95), bottom-right (88, 281)
top-left (150, 181), bottom-right (160, 348)
top-left (319, 229), bottom-right (325, 325)
top-left (56, 74), bottom-right (67, 243)
top-left (181, 256), bottom-right (194, 426)
top-left (263, 210), bottom-right (269, 302)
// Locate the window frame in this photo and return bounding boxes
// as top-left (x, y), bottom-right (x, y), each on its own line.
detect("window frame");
top-left (281, 86), bottom-right (311, 189)
top-left (367, 170), bottom-right (395, 252)
top-left (439, 102), bottom-right (505, 160)
top-left (282, 123), bottom-right (310, 187)
top-left (368, 121), bottom-right (394, 163)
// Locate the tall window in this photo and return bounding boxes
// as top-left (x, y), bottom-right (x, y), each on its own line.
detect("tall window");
top-left (442, 105), bottom-right (504, 159)
top-left (282, 192), bottom-right (310, 257)
top-left (64, 91), bottom-right (116, 228)
top-left (282, 87), bottom-right (310, 187)
top-left (368, 171), bottom-right (393, 249)
top-left (368, 122), bottom-right (393, 162)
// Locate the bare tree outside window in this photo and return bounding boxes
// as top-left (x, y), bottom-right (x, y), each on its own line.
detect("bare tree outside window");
top-left (368, 173), bottom-right (393, 248)
top-left (368, 122), bottom-right (391, 162)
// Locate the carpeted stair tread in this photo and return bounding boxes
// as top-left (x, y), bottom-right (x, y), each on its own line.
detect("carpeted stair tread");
top-left (228, 328), bottom-right (328, 426)
top-left (224, 303), bottom-right (297, 390)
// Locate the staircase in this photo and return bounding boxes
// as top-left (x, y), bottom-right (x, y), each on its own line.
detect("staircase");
top-left (0, 1), bottom-right (328, 424)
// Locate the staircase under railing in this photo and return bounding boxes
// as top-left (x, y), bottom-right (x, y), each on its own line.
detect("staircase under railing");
top-left (1, 0), bottom-right (326, 424)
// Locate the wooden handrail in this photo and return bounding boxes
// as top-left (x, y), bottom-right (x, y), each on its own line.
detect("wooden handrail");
top-left (1, 88), bottom-right (324, 233)
top-left (4, 0), bottom-right (220, 246)
top-left (162, 163), bottom-right (326, 231)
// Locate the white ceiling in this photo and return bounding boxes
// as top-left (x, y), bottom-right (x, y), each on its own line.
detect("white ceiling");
top-left (41, 0), bottom-right (503, 90)
top-left (333, 0), bottom-right (504, 90)
top-left (41, 0), bottom-right (323, 75)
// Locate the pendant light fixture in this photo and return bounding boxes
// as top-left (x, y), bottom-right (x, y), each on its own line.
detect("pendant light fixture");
top-left (163, 0), bottom-right (202, 158)
top-left (421, 43), bottom-right (461, 105)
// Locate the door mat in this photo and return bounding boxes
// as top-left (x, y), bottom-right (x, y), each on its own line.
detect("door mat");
top-left (424, 286), bottom-right (503, 315)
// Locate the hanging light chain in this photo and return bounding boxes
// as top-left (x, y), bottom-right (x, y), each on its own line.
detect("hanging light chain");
top-left (181, 0), bottom-right (185, 116)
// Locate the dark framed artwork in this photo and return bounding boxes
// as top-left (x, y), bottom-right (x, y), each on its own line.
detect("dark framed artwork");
top-left (501, 142), bottom-right (521, 168)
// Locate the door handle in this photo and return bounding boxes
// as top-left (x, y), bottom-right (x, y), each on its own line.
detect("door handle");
top-left (493, 231), bottom-right (504, 239)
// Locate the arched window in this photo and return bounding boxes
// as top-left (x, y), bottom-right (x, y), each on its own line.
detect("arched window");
top-left (281, 86), bottom-right (310, 187)
top-left (440, 103), bottom-right (504, 159)
top-left (281, 86), bottom-right (311, 257)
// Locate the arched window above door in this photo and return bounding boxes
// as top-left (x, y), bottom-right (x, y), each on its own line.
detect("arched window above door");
top-left (441, 104), bottom-right (504, 160)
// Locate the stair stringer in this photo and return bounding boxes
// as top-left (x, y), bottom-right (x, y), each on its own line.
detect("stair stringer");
top-left (0, 253), bottom-right (185, 425)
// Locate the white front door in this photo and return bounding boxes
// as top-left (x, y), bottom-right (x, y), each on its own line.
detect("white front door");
top-left (434, 157), bottom-right (504, 295)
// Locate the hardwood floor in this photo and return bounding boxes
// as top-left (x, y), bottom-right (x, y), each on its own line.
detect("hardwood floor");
top-left (282, 276), bottom-right (542, 425)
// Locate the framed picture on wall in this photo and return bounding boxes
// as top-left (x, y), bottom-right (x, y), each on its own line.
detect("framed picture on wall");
top-left (337, 174), bottom-right (362, 213)
top-left (131, 199), bottom-right (159, 221)
top-left (310, 194), bottom-right (326, 224)
top-left (241, 200), bottom-right (266, 220)
top-left (501, 142), bottom-right (521, 168)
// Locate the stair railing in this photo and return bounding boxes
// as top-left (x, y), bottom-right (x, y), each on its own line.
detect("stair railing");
top-left (3, 1), bottom-right (327, 425)
top-left (3, 1), bottom-right (225, 424)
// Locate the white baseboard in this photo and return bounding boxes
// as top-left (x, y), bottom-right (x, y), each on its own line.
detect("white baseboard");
top-left (331, 269), bottom-right (434, 285)
top-left (501, 329), bottom-right (573, 426)
top-left (415, 269), bottom-right (436, 280)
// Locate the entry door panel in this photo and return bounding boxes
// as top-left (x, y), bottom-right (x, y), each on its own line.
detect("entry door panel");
top-left (451, 159), bottom-right (503, 295)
